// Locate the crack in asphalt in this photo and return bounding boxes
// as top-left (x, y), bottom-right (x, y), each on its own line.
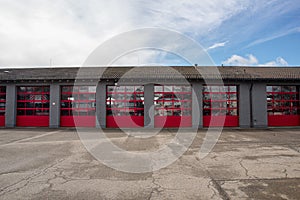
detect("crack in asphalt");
top-left (214, 177), bottom-right (300, 182)
top-left (0, 158), bottom-right (66, 197)
top-left (287, 145), bottom-right (300, 153)
top-left (200, 161), bottom-right (230, 200)
top-left (148, 173), bottom-right (163, 200)
top-left (283, 169), bottom-right (288, 179)
top-left (207, 180), bottom-right (218, 199)
top-left (0, 170), bottom-right (27, 176)
top-left (209, 178), bottom-right (230, 200)
top-left (239, 159), bottom-right (250, 178)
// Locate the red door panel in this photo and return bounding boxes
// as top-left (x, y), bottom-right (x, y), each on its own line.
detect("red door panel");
top-left (268, 115), bottom-right (300, 126)
top-left (154, 116), bottom-right (192, 128)
top-left (17, 116), bottom-right (49, 127)
top-left (203, 116), bottom-right (239, 127)
top-left (60, 116), bottom-right (96, 127)
top-left (0, 116), bottom-right (5, 126)
top-left (106, 116), bottom-right (144, 128)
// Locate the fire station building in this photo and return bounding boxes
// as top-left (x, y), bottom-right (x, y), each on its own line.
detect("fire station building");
top-left (0, 66), bottom-right (299, 128)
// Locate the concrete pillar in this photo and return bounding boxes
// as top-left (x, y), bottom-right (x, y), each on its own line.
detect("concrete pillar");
top-left (144, 84), bottom-right (154, 128)
top-left (192, 82), bottom-right (202, 129)
top-left (239, 83), bottom-right (251, 128)
top-left (96, 81), bottom-right (107, 128)
top-left (49, 84), bottom-right (60, 128)
top-left (251, 83), bottom-right (267, 128)
top-left (5, 84), bottom-right (16, 127)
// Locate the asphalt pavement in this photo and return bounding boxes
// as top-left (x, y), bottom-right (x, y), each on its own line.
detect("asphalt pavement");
top-left (0, 128), bottom-right (299, 200)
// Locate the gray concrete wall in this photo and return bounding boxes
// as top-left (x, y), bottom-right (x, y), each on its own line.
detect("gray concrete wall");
top-left (96, 81), bottom-right (111, 128)
top-left (49, 84), bottom-right (60, 128)
top-left (192, 82), bottom-right (202, 128)
top-left (251, 83), bottom-right (267, 128)
top-left (239, 83), bottom-right (251, 128)
top-left (5, 85), bottom-right (16, 127)
top-left (144, 84), bottom-right (154, 128)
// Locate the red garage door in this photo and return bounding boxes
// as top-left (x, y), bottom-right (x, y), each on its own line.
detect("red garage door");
top-left (60, 86), bottom-right (96, 127)
top-left (203, 85), bottom-right (239, 127)
top-left (0, 86), bottom-right (6, 126)
top-left (17, 86), bottom-right (50, 127)
top-left (106, 86), bottom-right (144, 128)
top-left (267, 86), bottom-right (300, 126)
top-left (154, 85), bottom-right (192, 128)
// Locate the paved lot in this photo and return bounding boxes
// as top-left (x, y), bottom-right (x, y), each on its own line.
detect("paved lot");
top-left (0, 128), bottom-right (299, 200)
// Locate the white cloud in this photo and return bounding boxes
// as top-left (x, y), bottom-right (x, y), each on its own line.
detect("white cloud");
top-left (222, 54), bottom-right (258, 66)
top-left (208, 0), bottom-right (300, 50)
top-left (246, 27), bottom-right (300, 48)
top-left (207, 41), bottom-right (228, 51)
top-left (0, 0), bottom-right (298, 67)
top-left (134, 0), bottom-right (248, 36)
top-left (0, 0), bottom-right (248, 67)
top-left (111, 50), bottom-right (167, 66)
top-left (222, 54), bottom-right (289, 66)
top-left (112, 49), bottom-right (190, 66)
top-left (0, 0), bottom-right (137, 67)
top-left (260, 57), bottom-right (289, 66)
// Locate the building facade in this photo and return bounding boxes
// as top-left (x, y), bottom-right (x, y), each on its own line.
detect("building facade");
top-left (1, 66), bottom-right (300, 128)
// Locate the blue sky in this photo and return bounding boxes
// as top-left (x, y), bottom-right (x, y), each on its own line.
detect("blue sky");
top-left (0, 0), bottom-right (299, 67)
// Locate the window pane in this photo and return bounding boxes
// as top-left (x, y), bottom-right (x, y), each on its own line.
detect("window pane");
top-left (116, 86), bottom-right (125, 92)
top-left (135, 86), bottom-right (144, 92)
top-left (273, 86), bottom-right (281, 92)
top-left (220, 86), bottom-right (227, 92)
top-left (107, 86), bottom-right (115, 92)
top-left (203, 86), bottom-right (209, 93)
top-left (154, 86), bottom-right (163, 92)
top-left (17, 110), bottom-right (25, 115)
top-left (229, 86), bottom-right (236, 92)
top-left (174, 86), bottom-right (182, 92)
top-left (230, 94), bottom-right (237, 100)
top-left (164, 86), bottom-right (172, 92)
top-left (211, 86), bottom-right (219, 92)
top-left (126, 86), bottom-right (134, 92)
top-left (43, 87), bottom-right (50, 92)
top-left (182, 86), bottom-right (191, 92)
top-left (266, 86), bottom-right (273, 92)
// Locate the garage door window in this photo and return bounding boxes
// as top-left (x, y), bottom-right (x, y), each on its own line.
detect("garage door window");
top-left (106, 86), bottom-right (144, 116)
top-left (61, 86), bottom-right (96, 116)
top-left (203, 85), bottom-right (238, 116)
top-left (267, 86), bottom-right (299, 115)
top-left (0, 86), bottom-right (6, 116)
top-left (17, 86), bottom-right (50, 116)
top-left (154, 85), bottom-right (192, 116)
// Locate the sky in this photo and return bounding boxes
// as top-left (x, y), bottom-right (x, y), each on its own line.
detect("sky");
top-left (0, 0), bottom-right (299, 67)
